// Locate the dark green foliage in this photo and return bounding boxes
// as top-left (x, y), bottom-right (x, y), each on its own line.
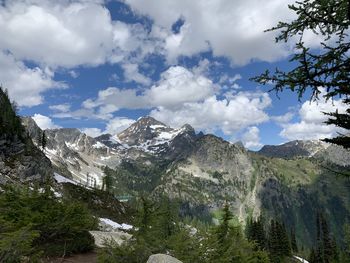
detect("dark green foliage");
top-left (290, 228), bottom-right (298, 253)
top-left (0, 184), bottom-right (97, 260)
top-left (61, 182), bottom-right (130, 223)
top-left (251, 0), bottom-right (350, 148)
top-left (215, 203), bottom-right (233, 247)
top-left (41, 131), bottom-right (47, 151)
top-left (268, 220), bottom-right (291, 263)
top-left (102, 166), bottom-right (114, 193)
top-left (0, 227), bottom-right (40, 263)
top-left (98, 200), bottom-right (270, 263)
top-left (309, 212), bottom-right (338, 263)
top-left (205, 205), bottom-right (270, 263)
top-left (0, 87), bottom-right (25, 141)
top-left (246, 215), bottom-right (268, 250)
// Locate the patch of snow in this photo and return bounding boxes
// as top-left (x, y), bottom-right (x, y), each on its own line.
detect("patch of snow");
top-left (112, 135), bottom-right (130, 149)
top-left (150, 124), bottom-right (166, 129)
top-left (293, 256), bottom-right (309, 263)
top-left (99, 218), bottom-right (133, 231)
top-left (54, 173), bottom-right (77, 185)
top-left (101, 156), bottom-right (111, 161)
top-left (93, 141), bottom-right (107, 149)
top-left (65, 142), bottom-right (79, 151)
top-left (158, 131), bottom-right (173, 140)
top-left (45, 148), bottom-right (57, 156)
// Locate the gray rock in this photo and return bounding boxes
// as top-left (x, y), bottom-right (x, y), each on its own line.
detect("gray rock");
top-left (147, 254), bottom-right (183, 263)
top-left (89, 231), bottom-right (131, 248)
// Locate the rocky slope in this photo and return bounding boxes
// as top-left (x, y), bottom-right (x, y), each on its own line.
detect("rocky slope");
top-left (258, 140), bottom-right (350, 166)
top-left (0, 90), bottom-right (52, 184)
top-left (21, 115), bottom-right (350, 247)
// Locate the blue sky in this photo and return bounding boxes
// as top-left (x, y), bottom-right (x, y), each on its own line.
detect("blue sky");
top-left (0, 0), bottom-right (346, 149)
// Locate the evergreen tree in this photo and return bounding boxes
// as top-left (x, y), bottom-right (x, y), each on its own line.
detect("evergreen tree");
top-left (0, 87), bottom-right (25, 141)
top-left (137, 196), bottom-right (154, 236)
top-left (216, 202), bottom-right (233, 246)
top-left (311, 212), bottom-right (338, 263)
top-left (268, 220), bottom-right (291, 263)
top-left (290, 227), bottom-right (298, 253)
top-left (0, 184), bottom-right (97, 260)
top-left (36, 130), bottom-right (42, 149)
top-left (41, 130), bottom-right (47, 151)
top-left (309, 248), bottom-right (317, 263)
top-left (246, 215), bottom-right (267, 250)
top-left (252, 0), bottom-right (350, 149)
top-left (154, 197), bottom-right (179, 246)
top-left (102, 167), bottom-right (113, 193)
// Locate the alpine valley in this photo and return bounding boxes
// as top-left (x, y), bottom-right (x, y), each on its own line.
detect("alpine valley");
top-left (18, 114), bottom-right (350, 248)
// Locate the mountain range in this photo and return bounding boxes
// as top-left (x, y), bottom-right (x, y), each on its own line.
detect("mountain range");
top-left (16, 115), bottom-right (350, 247)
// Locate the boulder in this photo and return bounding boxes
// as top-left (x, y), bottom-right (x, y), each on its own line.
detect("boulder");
top-left (147, 254), bottom-right (183, 263)
top-left (89, 230), bottom-right (131, 248)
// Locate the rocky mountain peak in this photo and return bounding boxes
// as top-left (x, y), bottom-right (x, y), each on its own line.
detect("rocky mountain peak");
top-left (135, 116), bottom-right (167, 127)
top-left (117, 116), bottom-right (172, 146)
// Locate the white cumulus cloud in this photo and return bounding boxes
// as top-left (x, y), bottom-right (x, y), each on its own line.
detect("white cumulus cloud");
top-left (32, 113), bottom-right (60, 130)
top-left (0, 52), bottom-right (65, 107)
top-left (241, 126), bottom-right (263, 149)
top-left (280, 91), bottom-right (348, 140)
top-left (150, 92), bottom-right (271, 135)
top-left (127, 0), bottom-right (295, 64)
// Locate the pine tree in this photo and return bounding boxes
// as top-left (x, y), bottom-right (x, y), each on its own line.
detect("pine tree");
top-left (246, 215), bottom-right (267, 250)
top-left (137, 196), bottom-right (154, 236)
top-left (155, 197), bottom-right (179, 242)
top-left (102, 167), bottom-right (113, 193)
top-left (268, 220), bottom-right (291, 263)
top-left (216, 203), bottom-right (233, 246)
top-left (290, 228), bottom-right (298, 253)
top-left (41, 130), bottom-right (47, 151)
top-left (36, 130), bottom-right (42, 149)
top-left (312, 212), bottom-right (338, 263)
top-left (252, 0), bottom-right (350, 149)
top-left (309, 247), bottom-right (317, 263)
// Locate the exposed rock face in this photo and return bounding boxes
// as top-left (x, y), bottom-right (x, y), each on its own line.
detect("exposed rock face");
top-left (21, 116), bottom-right (199, 187)
top-left (0, 139), bottom-right (52, 184)
top-left (147, 254), bottom-right (183, 263)
top-left (156, 134), bottom-right (258, 220)
top-left (258, 140), bottom-right (350, 166)
top-left (0, 116), bottom-right (52, 184)
top-left (118, 116), bottom-right (171, 146)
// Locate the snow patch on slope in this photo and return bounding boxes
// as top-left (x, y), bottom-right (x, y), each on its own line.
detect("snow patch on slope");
top-left (99, 218), bottom-right (133, 231)
top-left (54, 173), bottom-right (77, 185)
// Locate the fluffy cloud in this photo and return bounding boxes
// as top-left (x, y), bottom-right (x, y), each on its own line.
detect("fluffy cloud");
top-left (271, 112), bottom-right (295, 124)
top-left (0, 1), bottom-right (114, 67)
top-left (81, 117), bottom-right (135, 137)
top-left (150, 92), bottom-right (271, 135)
top-left (49, 103), bottom-right (71, 112)
top-left (80, 127), bottom-right (103, 138)
top-left (241, 126), bottom-right (263, 149)
top-left (59, 64), bottom-right (271, 136)
top-left (104, 117), bottom-right (135, 135)
top-left (122, 63), bottom-right (151, 85)
top-left (280, 93), bottom-right (348, 140)
top-left (0, 0), bottom-right (157, 107)
top-left (80, 66), bottom-right (215, 111)
top-left (0, 52), bottom-right (65, 106)
top-left (127, 0), bottom-right (295, 64)
top-left (32, 113), bottom-right (60, 130)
